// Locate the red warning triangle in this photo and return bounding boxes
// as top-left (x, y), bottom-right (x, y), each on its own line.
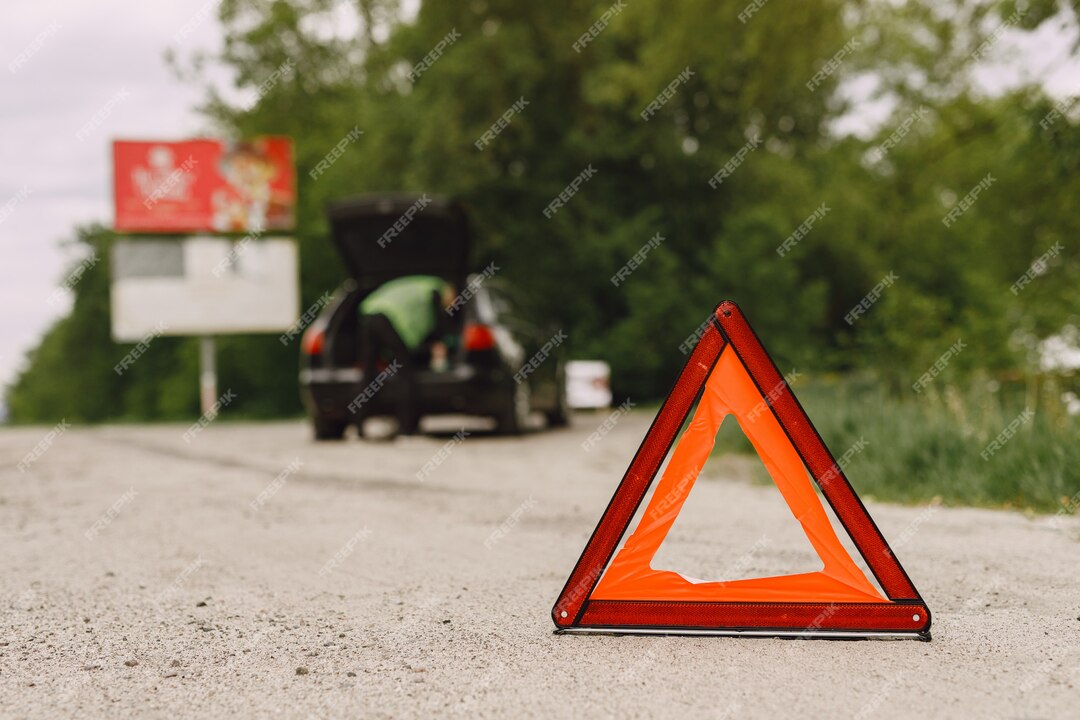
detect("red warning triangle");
top-left (552, 301), bottom-right (931, 639)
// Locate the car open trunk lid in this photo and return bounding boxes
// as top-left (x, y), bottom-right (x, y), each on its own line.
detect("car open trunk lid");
top-left (326, 194), bottom-right (470, 292)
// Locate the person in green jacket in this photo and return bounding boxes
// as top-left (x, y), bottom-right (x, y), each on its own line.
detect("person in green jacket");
top-left (358, 275), bottom-right (456, 435)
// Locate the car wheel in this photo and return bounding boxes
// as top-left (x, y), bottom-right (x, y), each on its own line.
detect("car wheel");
top-left (545, 377), bottom-right (570, 427)
top-left (313, 416), bottom-right (348, 441)
top-left (496, 382), bottom-right (531, 435)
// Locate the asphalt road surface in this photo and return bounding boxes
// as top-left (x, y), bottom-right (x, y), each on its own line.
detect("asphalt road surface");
top-left (2, 414), bottom-right (1077, 719)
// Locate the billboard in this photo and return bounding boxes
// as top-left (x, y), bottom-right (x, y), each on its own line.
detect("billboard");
top-left (110, 237), bottom-right (300, 341)
top-left (113, 137), bottom-right (295, 233)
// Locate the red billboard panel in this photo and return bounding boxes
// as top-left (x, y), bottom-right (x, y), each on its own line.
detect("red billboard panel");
top-left (113, 137), bottom-right (295, 233)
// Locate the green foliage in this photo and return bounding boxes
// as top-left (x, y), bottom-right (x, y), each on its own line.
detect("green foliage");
top-left (7, 0), bottom-right (1079, 443)
top-left (716, 375), bottom-right (1080, 512)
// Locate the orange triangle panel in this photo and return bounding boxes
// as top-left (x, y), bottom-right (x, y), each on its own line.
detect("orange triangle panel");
top-left (552, 301), bottom-right (931, 639)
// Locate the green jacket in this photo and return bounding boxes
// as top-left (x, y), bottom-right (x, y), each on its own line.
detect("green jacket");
top-left (359, 275), bottom-right (448, 350)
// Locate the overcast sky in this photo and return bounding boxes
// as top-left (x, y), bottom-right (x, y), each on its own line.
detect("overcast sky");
top-left (1, 1), bottom-right (1077, 398)
top-left (0, 1), bottom-right (226, 396)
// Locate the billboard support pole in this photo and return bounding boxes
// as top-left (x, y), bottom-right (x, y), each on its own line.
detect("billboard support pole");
top-left (199, 335), bottom-right (217, 417)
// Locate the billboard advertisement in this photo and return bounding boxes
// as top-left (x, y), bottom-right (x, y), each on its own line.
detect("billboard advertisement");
top-left (113, 137), bottom-right (295, 233)
top-left (109, 237), bottom-right (300, 341)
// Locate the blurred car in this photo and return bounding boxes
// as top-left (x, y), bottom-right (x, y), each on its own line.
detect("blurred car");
top-left (299, 194), bottom-right (569, 439)
top-left (565, 360), bottom-right (613, 410)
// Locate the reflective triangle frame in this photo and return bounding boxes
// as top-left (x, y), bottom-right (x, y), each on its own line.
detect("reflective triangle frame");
top-left (552, 301), bottom-right (931, 640)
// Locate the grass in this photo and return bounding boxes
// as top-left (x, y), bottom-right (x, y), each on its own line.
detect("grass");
top-left (712, 375), bottom-right (1080, 514)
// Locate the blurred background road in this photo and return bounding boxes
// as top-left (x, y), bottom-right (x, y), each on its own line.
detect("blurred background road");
top-left (2, 416), bottom-right (1077, 719)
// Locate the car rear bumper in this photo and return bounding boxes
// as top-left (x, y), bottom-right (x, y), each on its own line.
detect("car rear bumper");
top-left (301, 365), bottom-right (509, 422)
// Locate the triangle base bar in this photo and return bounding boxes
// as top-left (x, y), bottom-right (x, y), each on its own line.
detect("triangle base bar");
top-left (555, 627), bottom-right (931, 641)
top-left (571, 600), bottom-right (930, 637)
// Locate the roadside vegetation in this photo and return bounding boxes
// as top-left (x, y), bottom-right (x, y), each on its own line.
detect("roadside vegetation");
top-left (714, 375), bottom-right (1079, 513)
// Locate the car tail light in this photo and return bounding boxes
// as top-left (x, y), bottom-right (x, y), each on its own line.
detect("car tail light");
top-left (463, 323), bottom-right (496, 351)
top-left (301, 327), bottom-right (325, 356)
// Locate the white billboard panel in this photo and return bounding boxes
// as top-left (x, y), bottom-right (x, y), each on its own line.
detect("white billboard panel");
top-left (110, 236), bottom-right (300, 342)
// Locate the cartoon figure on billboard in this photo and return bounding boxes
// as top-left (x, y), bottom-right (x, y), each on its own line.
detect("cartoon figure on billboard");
top-left (213, 141), bottom-right (281, 232)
